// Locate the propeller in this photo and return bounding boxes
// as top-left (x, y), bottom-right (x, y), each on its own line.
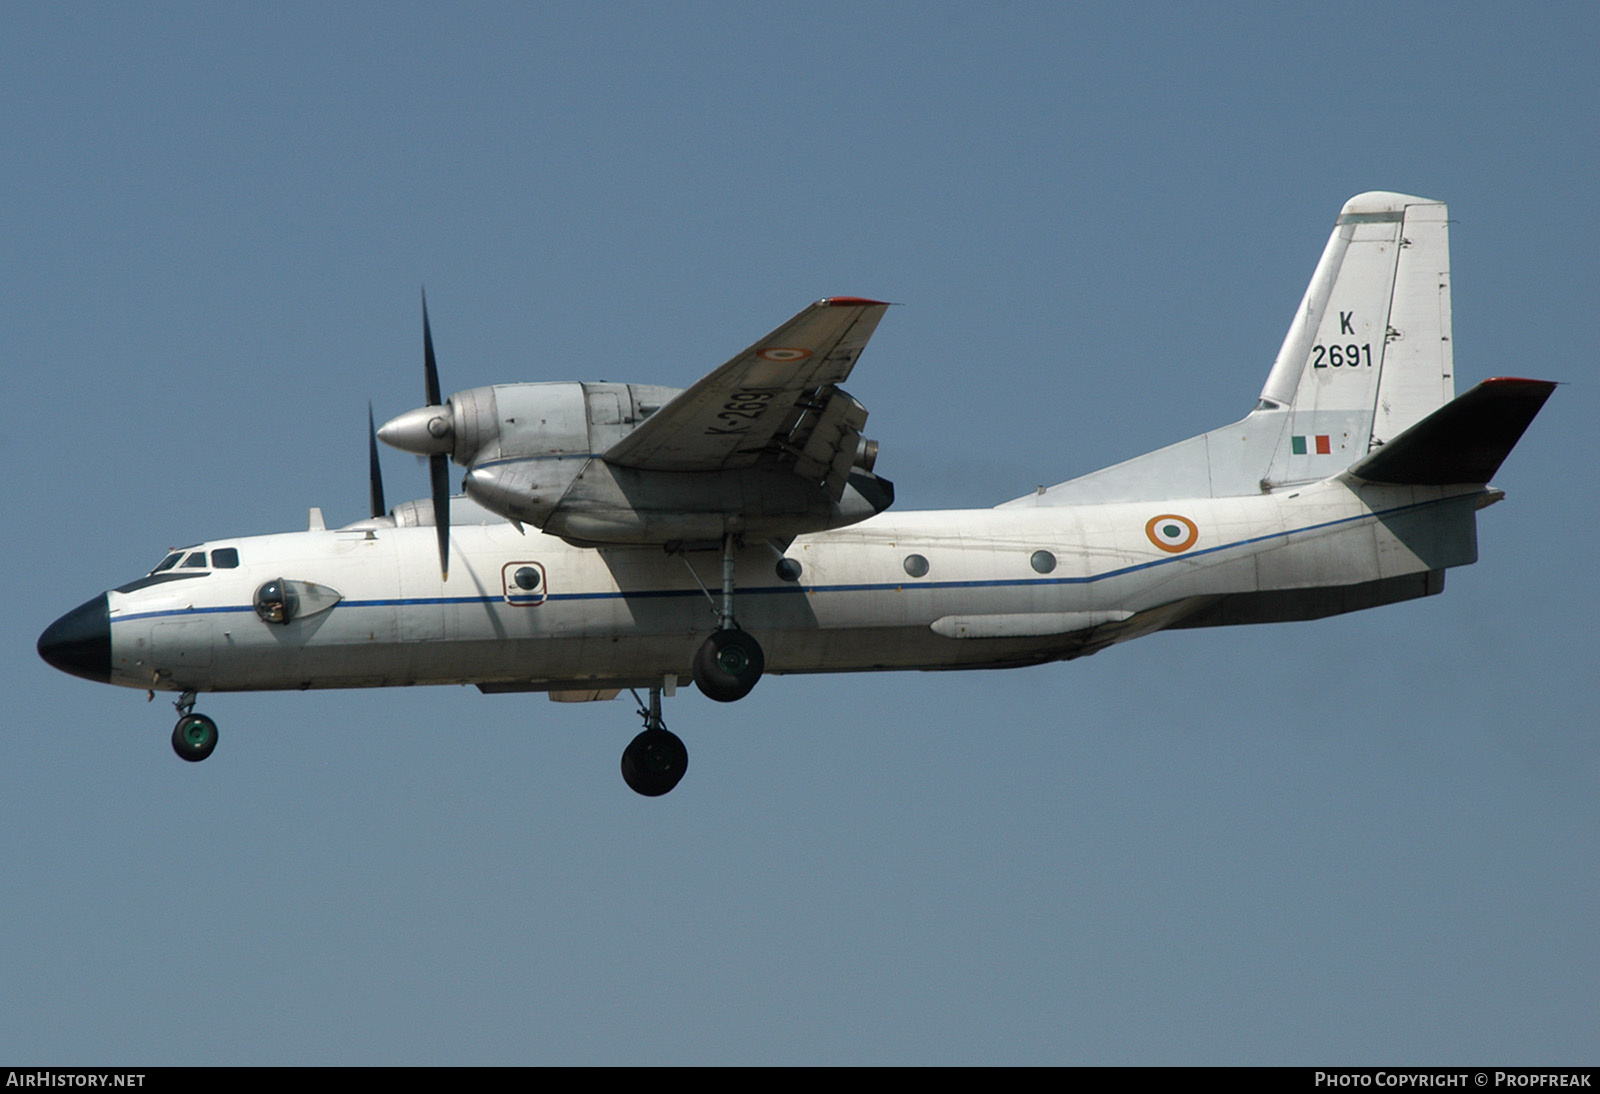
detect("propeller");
top-left (367, 402), bottom-right (387, 520)
top-left (422, 291), bottom-right (451, 580)
top-left (375, 290), bottom-right (454, 580)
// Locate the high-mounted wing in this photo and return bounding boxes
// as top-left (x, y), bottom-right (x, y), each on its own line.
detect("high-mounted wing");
top-left (602, 297), bottom-right (889, 494)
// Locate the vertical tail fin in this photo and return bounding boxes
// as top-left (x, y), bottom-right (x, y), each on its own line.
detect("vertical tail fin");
top-left (1259, 191), bottom-right (1454, 486)
top-left (1005, 192), bottom-right (1457, 507)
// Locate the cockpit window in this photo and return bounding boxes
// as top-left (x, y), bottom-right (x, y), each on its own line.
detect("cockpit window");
top-left (181, 552), bottom-right (209, 569)
top-left (151, 552), bottom-right (184, 574)
top-left (211, 548), bottom-right (239, 569)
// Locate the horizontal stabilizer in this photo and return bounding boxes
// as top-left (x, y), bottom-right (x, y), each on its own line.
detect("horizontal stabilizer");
top-left (1346, 378), bottom-right (1555, 485)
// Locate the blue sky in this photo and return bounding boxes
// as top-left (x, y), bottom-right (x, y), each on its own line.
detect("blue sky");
top-left (5, 3), bottom-right (1596, 1064)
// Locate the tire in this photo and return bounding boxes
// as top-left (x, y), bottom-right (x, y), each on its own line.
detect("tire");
top-left (620, 728), bottom-right (688, 797)
top-left (171, 714), bottom-right (219, 762)
top-left (692, 628), bottom-right (764, 703)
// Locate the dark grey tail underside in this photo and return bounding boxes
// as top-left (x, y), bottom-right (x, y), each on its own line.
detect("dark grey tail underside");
top-left (1347, 378), bottom-right (1556, 486)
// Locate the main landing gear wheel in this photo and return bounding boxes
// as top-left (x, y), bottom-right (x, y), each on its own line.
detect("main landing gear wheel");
top-left (693, 627), bottom-right (764, 703)
top-left (685, 531), bottom-right (765, 703)
top-left (621, 686), bottom-right (686, 796)
top-left (171, 714), bottom-right (218, 762)
top-left (621, 728), bottom-right (689, 797)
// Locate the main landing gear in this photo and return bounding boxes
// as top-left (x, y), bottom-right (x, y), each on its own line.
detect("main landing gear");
top-left (168, 690), bottom-right (218, 762)
top-left (621, 685), bottom-right (688, 797)
top-left (689, 533), bottom-right (765, 703)
top-left (619, 535), bottom-right (772, 796)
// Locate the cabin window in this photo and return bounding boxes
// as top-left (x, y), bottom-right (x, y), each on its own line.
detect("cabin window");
top-left (512, 566), bottom-right (541, 591)
top-left (151, 552), bottom-right (184, 574)
top-left (775, 558), bottom-right (802, 582)
top-left (1030, 550), bottom-right (1057, 574)
top-left (211, 548), bottom-right (239, 568)
top-left (903, 554), bottom-right (929, 578)
top-left (181, 552), bottom-right (209, 569)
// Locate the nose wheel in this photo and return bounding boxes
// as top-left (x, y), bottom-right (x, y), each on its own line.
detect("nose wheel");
top-left (621, 686), bottom-right (687, 796)
top-left (172, 714), bottom-right (219, 762)
top-left (168, 691), bottom-right (219, 762)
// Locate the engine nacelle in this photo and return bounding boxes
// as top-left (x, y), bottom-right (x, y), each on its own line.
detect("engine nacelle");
top-left (381, 381), bottom-right (684, 468)
top-left (385, 378), bottom-right (892, 546)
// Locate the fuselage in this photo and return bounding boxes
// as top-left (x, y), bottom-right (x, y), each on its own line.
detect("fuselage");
top-left (41, 480), bottom-right (1485, 697)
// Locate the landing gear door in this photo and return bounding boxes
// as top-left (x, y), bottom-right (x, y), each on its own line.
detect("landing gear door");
top-left (503, 562), bottom-right (547, 606)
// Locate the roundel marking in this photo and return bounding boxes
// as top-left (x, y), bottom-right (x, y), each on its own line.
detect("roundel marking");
top-left (1145, 513), bottom-right (1199, 553)
top-left (757, 346), bottom-right (812, 362)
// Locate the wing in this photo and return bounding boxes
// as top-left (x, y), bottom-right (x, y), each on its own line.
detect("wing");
top-left (602, 297), bottom-right (889, 492)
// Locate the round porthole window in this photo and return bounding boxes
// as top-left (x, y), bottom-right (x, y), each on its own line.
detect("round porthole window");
top-left (1030, 550), bottom-right (1057, 574)
top-left (513, 566), bottom-right (541, 591)
top-left (775, 557), bottom-right (802, 582)
top-left (903, 553), bottom-right (929, 578)
top-left (253, 579), bottom-right (296, 624)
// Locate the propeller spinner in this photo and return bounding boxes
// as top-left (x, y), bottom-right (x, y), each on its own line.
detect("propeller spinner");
top-left (377, 291), bottom-right (454, 580)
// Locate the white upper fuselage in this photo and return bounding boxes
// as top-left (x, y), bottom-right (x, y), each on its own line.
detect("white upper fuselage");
top-left (104, 480), bottom-right (1482, 696)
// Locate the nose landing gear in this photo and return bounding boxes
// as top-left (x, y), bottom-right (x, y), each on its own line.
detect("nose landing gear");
top-left (168, 691), bottom-right (218, 762)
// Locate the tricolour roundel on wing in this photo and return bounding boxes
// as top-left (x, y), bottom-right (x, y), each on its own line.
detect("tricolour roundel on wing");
top-left (1144, 513), bottom-right (1199, 554)
top-left (756, 346), bottom-right (812, 362)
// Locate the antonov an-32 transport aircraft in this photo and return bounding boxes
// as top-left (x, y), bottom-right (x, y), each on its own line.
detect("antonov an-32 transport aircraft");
top-left (39, 192), bottom-right (1554, 796)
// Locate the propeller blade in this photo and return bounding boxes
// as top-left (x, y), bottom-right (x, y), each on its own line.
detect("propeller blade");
top-left (430, 452), bottom-right (451, 580)
top-left (420, 288), bottom-right (449, 579)
top-left (422, 288), bottom-right (441, 407)
top-left (367, 402), bottom-right (387, 519)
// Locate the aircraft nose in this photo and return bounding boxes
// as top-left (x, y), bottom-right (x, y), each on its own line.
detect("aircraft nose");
top-left (38, 593), bottom-right (112, 683)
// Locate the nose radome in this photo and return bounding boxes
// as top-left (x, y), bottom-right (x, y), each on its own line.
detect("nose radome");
top-left (38, 593), bottom-right (111, 683)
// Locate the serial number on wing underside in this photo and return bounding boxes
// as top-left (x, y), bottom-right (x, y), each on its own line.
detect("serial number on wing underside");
top-left (704, 389), bottom-right (779, 435)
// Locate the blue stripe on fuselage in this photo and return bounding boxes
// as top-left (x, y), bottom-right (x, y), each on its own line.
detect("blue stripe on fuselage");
top-left (109, 496), bottom-right (1453, 623)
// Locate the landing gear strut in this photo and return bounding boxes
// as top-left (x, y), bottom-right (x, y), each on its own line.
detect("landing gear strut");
top-left (621, 685), bottom-right (687, 797)
top-left (690, 533), bottom-right (765, 703)
top-left (169, 690), bottom-right (218, 762)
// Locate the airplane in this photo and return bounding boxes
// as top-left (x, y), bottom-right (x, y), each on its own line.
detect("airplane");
top-left (38, 191), bottom-right (1554, 796)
